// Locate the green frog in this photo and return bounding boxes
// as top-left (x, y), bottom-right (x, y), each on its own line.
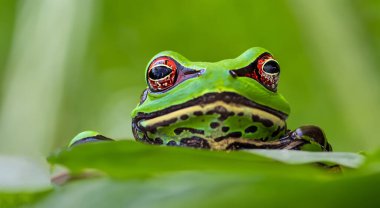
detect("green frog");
top-left (70, 47), bottom-right (332, 151)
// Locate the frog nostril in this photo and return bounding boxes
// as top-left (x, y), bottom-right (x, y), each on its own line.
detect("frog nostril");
top-left (229, 70), bottom-right (238, 78)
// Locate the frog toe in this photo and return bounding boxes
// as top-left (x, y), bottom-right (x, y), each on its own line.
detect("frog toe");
top-left (69, 131), bottom-right (114, 147)
top-left (294, 125), bottom-right (332, 151)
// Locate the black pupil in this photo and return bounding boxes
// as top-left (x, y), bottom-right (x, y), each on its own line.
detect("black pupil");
top-left (149, 65), bottom-right (172, 80)
top-left (263, 60), bottom-right (280, 74)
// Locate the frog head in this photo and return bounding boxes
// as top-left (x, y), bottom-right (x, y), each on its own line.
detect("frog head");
top-left (131, 47), bottom-right (290, 150)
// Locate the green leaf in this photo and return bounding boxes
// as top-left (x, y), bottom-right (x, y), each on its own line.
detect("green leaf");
top-left (0, 191), bottom-right (50, 208)
top-left (42, 141), bottom-right (380, 208)
top-left (48, 141), bottom-right (348, 179)
top-left (0, 156), bottom-right (51, 208)
top-left (245, 149), bottom-right (365, 168)
top-left (0, 156), bottom-right (51, 191)
top-left (36, 171), bottom-right (380, 208)
top-left (5, 141), bottom-right (380, 208)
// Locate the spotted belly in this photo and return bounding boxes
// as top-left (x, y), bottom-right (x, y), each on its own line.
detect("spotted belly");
top-left (132, 92), bottom-right (288, 150)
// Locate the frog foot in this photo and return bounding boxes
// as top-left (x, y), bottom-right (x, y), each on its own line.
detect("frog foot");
top-left (286, 125), bottom-right (332, 151)
top-left (69, 131), bottom-right (114, 147)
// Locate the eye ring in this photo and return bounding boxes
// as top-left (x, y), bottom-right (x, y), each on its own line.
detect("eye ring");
top-left (256, 54), bottom-right (280, 92)
top-left (147, 57), bottom-right (177, 92)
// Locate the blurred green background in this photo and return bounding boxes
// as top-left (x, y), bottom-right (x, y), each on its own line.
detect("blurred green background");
top-left (0, 0), bottom-right (379, 155)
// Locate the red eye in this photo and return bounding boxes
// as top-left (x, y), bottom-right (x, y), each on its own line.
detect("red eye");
top-left (147, 57), bottom-right (177, 92)
top-left (256, 54), bottom-right (280, 91)
top-left (229, 53), bottom-right (280, 92)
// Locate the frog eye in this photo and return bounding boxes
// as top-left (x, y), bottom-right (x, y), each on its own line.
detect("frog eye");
top-left (229, 53), bottom-right (280, 92)
top-left (256, 54), bottom-right (280, 91)
top-left (147, 57), bottom-right (177, 92)
top-left (257, 55), bottom-right (280, 75)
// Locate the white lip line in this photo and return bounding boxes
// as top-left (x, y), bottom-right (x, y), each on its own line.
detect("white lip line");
top-left (140, 101), bottom-right (286, 128)
top-left (136, 92), bottom-right (288, 121)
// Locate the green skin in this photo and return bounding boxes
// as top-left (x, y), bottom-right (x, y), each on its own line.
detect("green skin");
top-left (70, 47), bottom-right (332, 151)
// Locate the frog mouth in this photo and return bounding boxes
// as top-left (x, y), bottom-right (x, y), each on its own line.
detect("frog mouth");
top-left (132, 92), bottom-right (288, 135)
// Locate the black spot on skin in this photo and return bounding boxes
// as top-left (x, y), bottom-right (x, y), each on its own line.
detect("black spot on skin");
top-left (148, 128), bottom-right (157, 134)
top-left (180, 136), bottom-right (210, 149)
top-left (237, 112), bottom-right (244, 116)
top-left (222, 126), bottom-right (230, 132)
top-left (229, 132), bottom-right (242, 138)
top-left (251, 115), bottom-right (273, 127)
top-left (214, 135), bottom-right (229, 142)
top-left (180, 114), bottom-right (189, 120)
top-left (164, 118), bottom-right (178, 126)
top-left (206, 110), bottom-right (214, 115)
top-left (245, 126), bottom-right (258, 134)
top-left (218, 111), bottom-right (235, 121)
top-left (167, 140), bottom-right (177, 146)
top-left (194, 111), bottom-right (203, 116)
top-left (174, 128), bottom-right (204, 135)
top-left (214, 132), bottom-right (242, 142)
top-left (210, 122), bottom-right (220, 129)
top-left (218, 116), bottom-right (227, 121)
top-left (146, 118), bottom-right (178, 131)
top-left (261, 119), bottom-right (273, 127)
top-left (154, 138), bottom-right (163, 144)
top-left (252, 115), bottom-right (260, 122)
top-left (271, 126), bottom-right (283, 137)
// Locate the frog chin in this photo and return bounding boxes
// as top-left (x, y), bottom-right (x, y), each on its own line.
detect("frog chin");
top-left (132, 92), bottom-right (288, 148)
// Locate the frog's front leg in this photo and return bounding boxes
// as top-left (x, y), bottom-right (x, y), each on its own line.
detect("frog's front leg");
top-left (213, 125), bottom-right (332, 151)
top-left (69, 131), bottom-right (114, 147)
top-left (282, 125), bottom-right (332, 152)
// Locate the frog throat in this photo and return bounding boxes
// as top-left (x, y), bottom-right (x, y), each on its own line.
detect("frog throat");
top-left (132, 92), bottom-right (288, 150)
